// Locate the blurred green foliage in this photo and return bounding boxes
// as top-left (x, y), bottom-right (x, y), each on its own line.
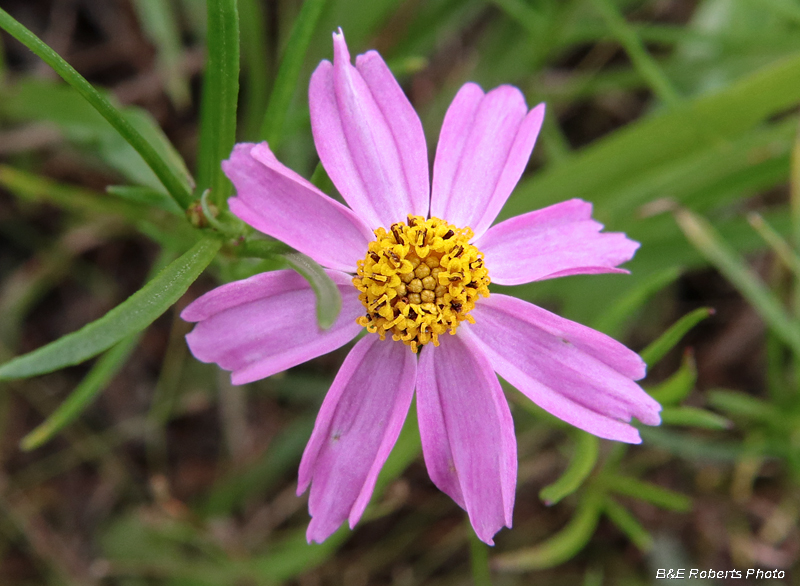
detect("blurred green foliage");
top-left (0, 0), bottom-right (799, 584)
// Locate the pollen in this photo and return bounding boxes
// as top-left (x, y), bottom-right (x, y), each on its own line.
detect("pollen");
top-left (353, 216), bottom-right (490, 352)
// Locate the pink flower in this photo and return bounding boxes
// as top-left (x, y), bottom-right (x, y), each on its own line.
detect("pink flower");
top-left (181, 30), bottom-right (661, 545)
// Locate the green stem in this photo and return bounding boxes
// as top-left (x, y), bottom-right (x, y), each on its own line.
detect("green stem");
top-left (468, 519), bottom-right (493, 586)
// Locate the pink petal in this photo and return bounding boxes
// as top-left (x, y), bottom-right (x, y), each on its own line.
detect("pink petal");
top-left (309, 30), bottom-right (428, 229)
top-left (298, 335), bottom-right (416, 543)
top-left (182, 270), bottom-right (363, 385)
top-left (224, 143), bottom-right (373, 273)
top-left (465, 295), bottom-right (660, 443)
top-left (417, 333), bottom-right (517, 545)
top-left (474, 199), bottom-right (640, 285)
top-left (431, 83), bottom-right (545, 239)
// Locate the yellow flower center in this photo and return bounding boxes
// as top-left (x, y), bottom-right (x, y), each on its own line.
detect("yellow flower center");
top-left (353, 215), bottom-right (490, 353)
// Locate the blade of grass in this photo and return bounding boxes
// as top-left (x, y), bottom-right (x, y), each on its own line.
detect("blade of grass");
top-left (748, 212), bottom-right (800, 279)
top-left (639, 427), bottom-right (747, 462)
top-left (790, 120), bottom-right (800, 392)
top-left (590, 266), bottom-right (681, 336)
top-left (603, 475), bottom-right (691, 512)
top-left (258, 0), bottom-right (327, 147)
top-left (503, 53), bottom-right (800, 221)
top-left (590, 0), bottom-right (680, 106)
top-left (603, 497), bottom-right (653, 552)
top-left (132, 0), bottom-right (190, 108)
top-left (0, 166), bottom-right (148, 222)
top-left (660, 406), bottom-right (731, 430)
top-left (707, 390), bottom-right (777, 422)
top-left (106, 185), bottom-right (184, 215)
top-left (197, 0), bottom-right (240, 206)
top-left (675, 208), bottom-right (800, 357)
top-left (492, 491), bottom-right (603, 571)
top-left (640, 307), bottom-right (714, 367)
top-left (0, 8), bottom-right (193, 208)
top-left (19, 334), bottom-right (140, 451)
top-left (1, 78), bottom-right (195, 195)
top-left (647, 352), bottom-right (696, 406)
top-left (540, 432), bottom-right (600, 506)
top-left (238, 0), bottom-right (269, 141)
top-left (0, 238), bottom-right (221, 380)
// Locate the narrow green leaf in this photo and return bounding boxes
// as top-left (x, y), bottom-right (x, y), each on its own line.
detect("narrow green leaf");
top-left (639, 427), bottom-right (747, 462)
top-left (1, 79), bottom-right (194, 196)
top-left (675, 208), bottom-right (800, 356)
top-left (237, 0), bottom-right (269, 141)
top-left (748, 212), bottom-right (800, 279)
top-left (647, 353), bottom-right (696, 406)
top-left (503, 52), bottom-right (800, 221)
top-left (492, 492), bottom-right (603, 571)
top-left (259, 0), bottom-right (327, 147)
top-left (707, 389), bottom-right (776, 422)
top-left (487, 0), bottom-right (543, 36)
top-left (0, 165), bottom-right (147, 221)
top-left (540, 432), bottom-right (600, 506)
top-left (603, 475), bottom-right (692, 512)
top-left (0, 238), bottom-right (221, 380)
top-left (640, 307), bottom-right (714, 367)
top-left (603, 497), bottom-right (653, 552)
top-left (238, 239), bottom-right (291, 259)
top-left (132, 0), bottom-right (191, 108)
top-left (234, 238), bottom-right (343, 328)
top-left (284, 252), bottom-right (342, 330)
top-left (660, 406), bottom-right (732, 430)
top-left (197, 0), bottom-right (240, 206)
top-left (0, 8), bottom-right (193, 208)
top-left (590, 0), bottom-right (680, 106)
top-left (590, 266), bottom-right (681, 336)
top-left (19, 335), bottom-right (140, 450)
top-left (107, 185), bottom-right (183, 215)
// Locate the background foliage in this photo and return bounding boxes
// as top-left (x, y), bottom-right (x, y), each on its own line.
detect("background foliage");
top-left (0, 0), bottom-right (799, 584)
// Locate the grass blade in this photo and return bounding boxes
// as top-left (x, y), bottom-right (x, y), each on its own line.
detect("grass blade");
top-left (640, 307), bottom-right (714, 367)
top-left (19, 335), bottom-right (140, 450)
top-left (540, 432), bottom-right (600, 506)
top-left (660, 406), bottom-right (731, 430)
top-left (259, 0), bottom-right (327, 147)
top-left (493, 492), bottom-right (603, 571)
top-left (647, 352), bottom-right (696, 406)
top-left (0, 8), bottom-right (194, 208)
top-left (132, 0), bottom-right (191, 108)
top-left (238, 0), bottom-right (269, 141)
top-left (675, 208), bottom-right (800, 357)
top-left (197, 0), bottom-right (240, 206)
top-left (707, 390), bottom-right (776, 422)
top-left (0, 238), bottom-right (221, 380)
top-left (748, 212), bottom-right (800, 279)
top-left (590, 0), bottom-right (680, 106)
top-left (603, 475), bottom-right (691, 512)
top-left (603, 497), bottom-right (653, 552)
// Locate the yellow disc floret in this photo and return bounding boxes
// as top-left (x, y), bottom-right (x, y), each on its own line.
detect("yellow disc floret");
top-left (354, 215), bottom-right (490, 353)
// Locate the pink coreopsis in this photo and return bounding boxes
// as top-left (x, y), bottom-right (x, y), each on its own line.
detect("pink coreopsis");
top-left (181, 29), bottom-right (661, 545)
